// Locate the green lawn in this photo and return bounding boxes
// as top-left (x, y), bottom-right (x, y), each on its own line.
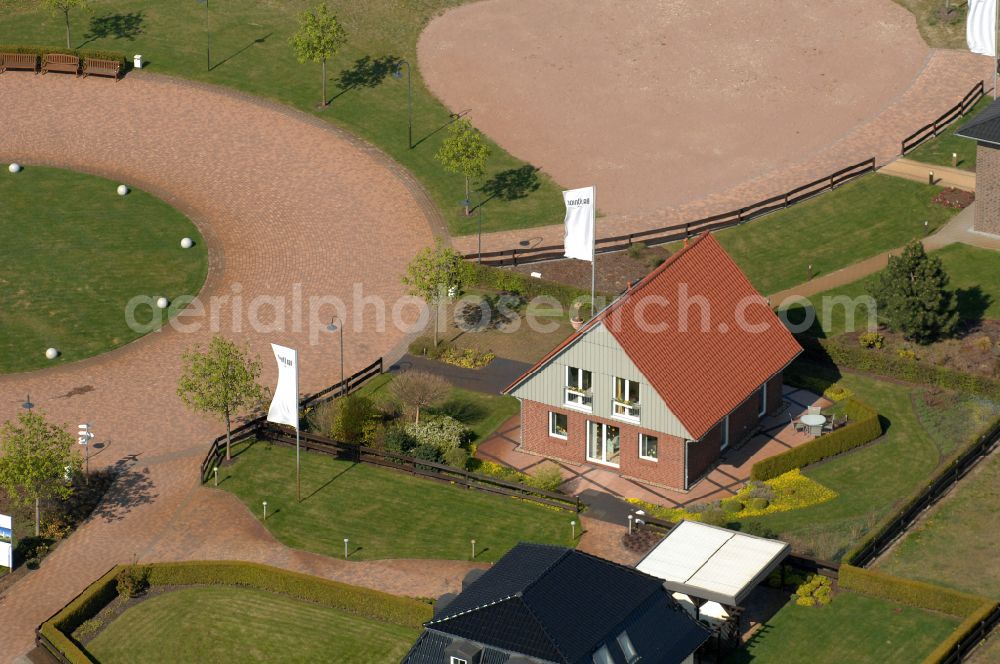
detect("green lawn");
top-left (876, 447), bottom-right (1000, 599)
top-left (217, 439), bottom-right (573, 562)
top-left (0, 0), bottom-right (564, 236)
top-left (785, 243), bottom-right (1000, 338)
top-left (891, 0), bottom-right (970, 50)
top-left (663, 174), bottom-right (957, 296)
top-left (906, 95), bottom-right (991, 171)
top-left (750, 368), bottom-right (996, 560)
top-left (728, 592), bottom-right (959, 664)
top-left (0, 165), bottom-right (207, 373)
top-left (86, 586), bottom-right (418, 663)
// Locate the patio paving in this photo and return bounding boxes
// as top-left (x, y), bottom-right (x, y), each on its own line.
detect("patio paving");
top-left (476, 385), bottom-right (833, 516)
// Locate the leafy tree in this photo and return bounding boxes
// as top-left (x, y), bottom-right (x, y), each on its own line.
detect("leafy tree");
top-left (290, 2), bottom-right (348, 108)
top-left (867, 241), bottom-right (959, 344)
top-left (177, 336), bottom-right (266, 461)
top-left (402, 241), bottom-right (464, 347)
top-left (390, 371), bottom-right (450, 424)
top-left (40, 0), bottom-right (88, 48)
top-left (435, 118), bottom-right (491, 215)
top-left (0, 411), bottom-right (79, 536)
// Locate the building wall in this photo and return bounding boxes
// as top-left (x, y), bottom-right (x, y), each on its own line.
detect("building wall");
top-left (975, 144), bottom-right (1000, 236)
top-left (520, 400), bottom-right (687, 490)
top-left (509, 324), bottom-right (691, 439)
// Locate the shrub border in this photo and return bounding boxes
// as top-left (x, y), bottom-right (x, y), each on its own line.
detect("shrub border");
top-left (37, 560), bottom-right (432, 664)
top-left (0, 44), bottom-right (126, 63)
top-left (749, 397), bottom-right (882, 481)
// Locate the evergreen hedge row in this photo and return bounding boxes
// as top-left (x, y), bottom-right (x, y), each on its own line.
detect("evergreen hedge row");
top-left (802, 337), bottom-right (1000, 401)
top-left (749, 397), bottom-right (882, 480)
top-left (0, 45), bottom-right (126, 63)
top-left (38, 561), bottom-right (433, 663)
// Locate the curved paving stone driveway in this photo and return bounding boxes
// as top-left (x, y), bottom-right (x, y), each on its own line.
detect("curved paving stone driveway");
top-left (0, 72), bottom-right (455, 659)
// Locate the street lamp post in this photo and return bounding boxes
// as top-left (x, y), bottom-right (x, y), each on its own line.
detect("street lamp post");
top-left (477, 204), bottom-right (483, 264)
top-left (77, 423), bottom-right (93, 485)
top-left (327, 319), bottom-right (345, 395)
top-left (392, 60), bottom-right (412, 149)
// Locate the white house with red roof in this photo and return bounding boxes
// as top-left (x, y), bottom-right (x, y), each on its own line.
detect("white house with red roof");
top-left (503, 233), bottom-right (802, 490)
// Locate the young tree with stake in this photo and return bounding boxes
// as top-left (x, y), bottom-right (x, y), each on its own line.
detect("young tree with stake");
top-left (0, 411), bottom-right (79, 537)
top-left (177, 336), bottom-right (266, 461)
top-left (290, 2), bottom-right (348, 108)
top-left (402, 241), bottom-right (464, 348)
top-left (436, 118), bottom-right (491, 216)
top-left (390, 371), bottom-right (450, 424)
top-left (40, 0), bottom-right (88, 49)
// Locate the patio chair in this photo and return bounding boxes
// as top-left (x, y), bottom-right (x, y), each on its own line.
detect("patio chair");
top-left (807, 405), bottom-right (821, 416)
top-left (793, 419), bottom-right (808, 433)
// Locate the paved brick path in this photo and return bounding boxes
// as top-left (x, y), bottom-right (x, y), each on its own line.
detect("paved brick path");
top-left (0, 72), bottom-right (459, 659)
top-left (453, 50), bottom-right (994, 255)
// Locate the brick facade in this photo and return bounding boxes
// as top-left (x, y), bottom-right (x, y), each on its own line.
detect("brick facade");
top-left (520, 400), bottom-right (687, 490)
top-left (520, 375), bottom-right (785, 491)
top-left (975, 144), bottom-right (1000, 236)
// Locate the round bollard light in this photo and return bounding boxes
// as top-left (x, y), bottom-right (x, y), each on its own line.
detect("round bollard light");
top-left (156, 297), bottom-right (169, 309)
top-left (116, 184), bottom-right (129, 196)
top-left (180, 237), bottom-right (193, 249)
top-left (45, 348), bottom-right (59, 360)
top-left (8, 163), bottom-right (21, 173)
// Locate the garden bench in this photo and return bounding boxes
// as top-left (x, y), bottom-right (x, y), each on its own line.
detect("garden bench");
top-left (41, 53), bottom-right (80, 76)
top-left (83, 58), bottom-right (121, 81)
top-left (0, 53), bottom-right (38, 74)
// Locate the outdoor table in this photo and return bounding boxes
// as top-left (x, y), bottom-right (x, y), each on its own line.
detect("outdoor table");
top-left (800, 413), bottom-right (826, 436)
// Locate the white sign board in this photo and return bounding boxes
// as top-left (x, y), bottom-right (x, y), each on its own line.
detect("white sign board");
top-left (267, 344), bottom-right (299, 430)
top-left (563, 186), bottom-right (596, 262)
top-left (0, 513), bottom-right (12, 570)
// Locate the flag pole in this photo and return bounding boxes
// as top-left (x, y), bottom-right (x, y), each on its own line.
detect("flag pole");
top-left (995, 0), bottom-right (999, 99)
top-left (591, 186), bottom-right (596, 314)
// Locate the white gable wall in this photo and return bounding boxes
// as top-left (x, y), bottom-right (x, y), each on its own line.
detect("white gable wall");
top-left (510, 323), bottom-right (692, 439)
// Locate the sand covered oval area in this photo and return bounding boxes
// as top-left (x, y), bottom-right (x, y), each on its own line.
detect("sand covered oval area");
top-left (418, 0), bottom-right (929, 217)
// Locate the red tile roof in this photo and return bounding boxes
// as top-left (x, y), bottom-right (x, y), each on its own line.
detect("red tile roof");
top-left (505, 233), bottom-right (802, 439)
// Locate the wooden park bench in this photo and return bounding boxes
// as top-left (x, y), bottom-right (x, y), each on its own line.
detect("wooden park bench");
top-left (83, 58), bottom-right (121, 81)
top-left (0, 53), bottom-right (38, 74)
top-left (41, 53), bottom-right (80, 76)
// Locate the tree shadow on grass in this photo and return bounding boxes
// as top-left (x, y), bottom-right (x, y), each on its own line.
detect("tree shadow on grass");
top-left (90, 459), bottom-right (157, 523)
top-left (81, 11), bottom-right (144, 46)
top-left (330, 54), bottom-right (401, 103)
top-left (955, 285), bottom-right (992, 332)
top-left (430, 396), bottom-right (487, 424)
top-left (475, 165), bottom-right (541, 208)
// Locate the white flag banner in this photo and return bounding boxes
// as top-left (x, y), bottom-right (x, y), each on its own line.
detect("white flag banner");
top-left (0, 513), bottom-right (12, 570)
top-left (267, 343), bottom-right (299, 430)
top-left (563, 186), bottom-right (596, 262)
top-left (968, 0), bottom-right (997, 57)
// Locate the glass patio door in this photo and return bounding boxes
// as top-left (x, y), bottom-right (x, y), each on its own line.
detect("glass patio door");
top-left (587, 421), bottom-right (621, 467)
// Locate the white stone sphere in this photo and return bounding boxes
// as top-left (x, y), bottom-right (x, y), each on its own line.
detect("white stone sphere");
top-left (156, 297), bottom-right (169, 309)
top-left (45, 347), bottom-right (59, 360)
top-left (180, 237), bottom-right (193, 249)
top-left (116, 184), bottom-right (129, 196)
top-left (8, 163), bottom-right (21, 173)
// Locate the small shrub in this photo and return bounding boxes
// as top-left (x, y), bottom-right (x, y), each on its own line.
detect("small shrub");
top-left (626, 241), bottom-right (647, 259)
top-left (897, 348), bottom-right (917, 361)
top-left (529, 462), bottom-right (564, 493)
top-left (443, 447), bottom-right (469, 469)
top-left (439, 347), bottom-right (495, 369)
top-left (383, 424), bottom-right (416, 455)
top-left (332, 394), bottom-right (376, 444)
top-left (748, 497), bottom-right (769, 510)
top-left (307, 399), bottom-right (339, 436)
top-left (974, 335), bottom-right (993, 352)
top-left (405, 415), bottom-right (472, 454)
top-left (647, 255), bottom-right (666, 269)
top-left (822, 383), bottom-right (852, 402)
top-left (721, 498), bottom-right (743, 513)
top-left (793, 573), bottom-right (833, 607)
top-left (373, 394), bottom-right (402, 420)
top-left (410, 443), bottom-right (443, 464)
top-left (116, 563), bottom-right (150, 599)
top-left (699, 507), bottom-right (728, 527)
top-left (859, 331), bottom-right (885, 349)
top-left (74, 617), bottom-right (103, 640)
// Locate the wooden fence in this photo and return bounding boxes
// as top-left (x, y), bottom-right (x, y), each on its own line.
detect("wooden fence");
top-left (901, 80), bottom-right (985, 154)
top-left (199, 357), bottom-right (383, 483)
top-left (940, 607), bottom-right (1000, 664)
top-left (261, 424), bottom-right (581, 512)
top-left (464, 157), bottom-right (876, 266)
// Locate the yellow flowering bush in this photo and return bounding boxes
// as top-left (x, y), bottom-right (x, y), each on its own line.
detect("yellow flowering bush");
top-left (822, 383), bottom-right (852, 402)
top-left (626, 469), bottom-right (836, 523)
top-left (440, 347), bottom-right (496, 369)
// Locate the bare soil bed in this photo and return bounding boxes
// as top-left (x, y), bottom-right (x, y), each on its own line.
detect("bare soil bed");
top-left (419, 0), bottom-right (928, 217)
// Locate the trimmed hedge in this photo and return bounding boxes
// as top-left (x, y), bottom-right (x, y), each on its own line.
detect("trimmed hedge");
top-left (750, 397), bottom-right (882, 480)
top-left (839, 565), bottom-right (987, 618)
top-left (921, 601), bottom-right (999, 664)
top-left (0, 44), bottom-right (125, 63)
top-left (803, 337), bottom-right (1000, 401)
top-left (38, 560), bottom-right (433, 664)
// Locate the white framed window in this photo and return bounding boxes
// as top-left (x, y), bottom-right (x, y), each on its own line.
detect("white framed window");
top-left (758, 383), bottom-right (767, 417)
top-left (450, 658), bottom-right (468, 664)
top-left (549, 412), bottom-right (568, 439)
top-left (592, 645), bottom-right (614, 664)
top-left (612, 377), bottom-right (640, 420)
top-left (720, 414), bottom-right (730, 451)
top-left (639, 433), bottom-right (658, 461)
top-left (565, 366), bottom-right (593, 409)
top-left (617, 631), bottom-right (639, 663)
top-left (587, 421), bottom-right (621, 467)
